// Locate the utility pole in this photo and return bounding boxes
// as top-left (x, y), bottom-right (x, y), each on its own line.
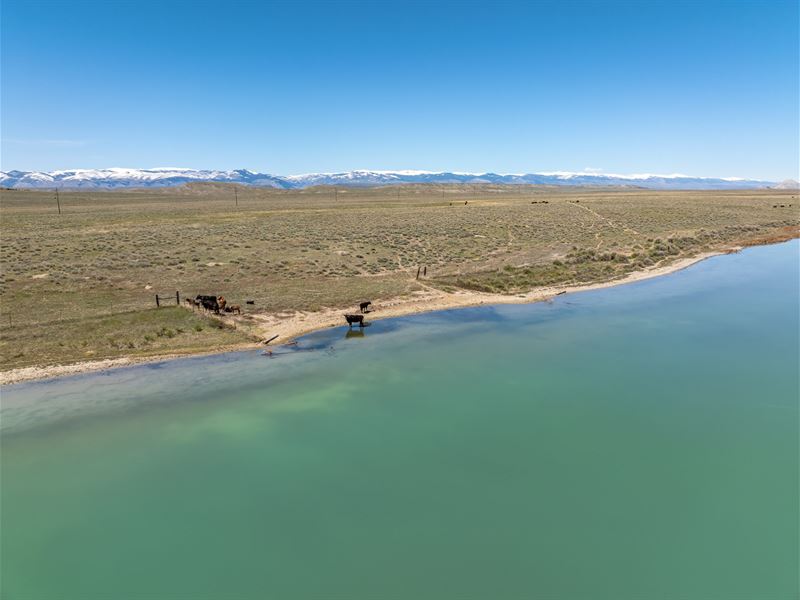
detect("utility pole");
top-left (55, 188), bottom-right (61, 215)
top-left (234, 186), bottom-right (238, 207)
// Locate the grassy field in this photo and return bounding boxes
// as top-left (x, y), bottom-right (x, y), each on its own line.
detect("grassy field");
top-left (1, 183), bottom-right (797, 372)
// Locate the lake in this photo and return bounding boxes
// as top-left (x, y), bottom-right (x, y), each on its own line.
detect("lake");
top-left (2, 240), bottom-right (798, 599)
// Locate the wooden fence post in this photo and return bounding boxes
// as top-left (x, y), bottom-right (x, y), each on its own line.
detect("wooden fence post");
top-left (155, 294), bottom-right (160, 307)
top-left (176, 291), bottom-right (180, 305)
top-left (416, 267), bottom-right (421, 280)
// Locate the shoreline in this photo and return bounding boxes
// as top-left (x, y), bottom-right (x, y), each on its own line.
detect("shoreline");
top-left (0, 246), bottom-right (739, 386)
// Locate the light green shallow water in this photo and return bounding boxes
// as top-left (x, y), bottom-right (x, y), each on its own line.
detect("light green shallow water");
top-left (2, 241), bottom-right (798, 599)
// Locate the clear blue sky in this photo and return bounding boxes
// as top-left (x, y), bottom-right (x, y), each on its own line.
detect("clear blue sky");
top-left (2, 0), bottom-right (798, 179)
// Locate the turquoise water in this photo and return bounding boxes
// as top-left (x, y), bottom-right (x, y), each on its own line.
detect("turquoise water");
top-left (2, 241), bottom-right (798, 599)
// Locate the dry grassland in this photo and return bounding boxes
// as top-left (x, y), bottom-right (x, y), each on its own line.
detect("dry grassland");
top-left (1, 183), bottom-right (797, 372)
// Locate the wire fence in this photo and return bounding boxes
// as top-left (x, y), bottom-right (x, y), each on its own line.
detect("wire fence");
top-left (154, 291), bottom-right (181, 307)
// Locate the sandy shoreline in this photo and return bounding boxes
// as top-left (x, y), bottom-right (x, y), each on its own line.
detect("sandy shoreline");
top-left (0, 248), bottom-right (735, 386)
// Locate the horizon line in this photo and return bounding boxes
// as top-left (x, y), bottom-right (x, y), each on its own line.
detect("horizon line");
top-left (1, 167), bottom-right (793, 182)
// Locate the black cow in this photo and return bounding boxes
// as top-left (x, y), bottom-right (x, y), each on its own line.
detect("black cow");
top-left (359, 301), bottom-right (372, 313)
top-left (196, 295), bottom-right (220, 313)
top-left (344, 314), bottom-right (365, 327)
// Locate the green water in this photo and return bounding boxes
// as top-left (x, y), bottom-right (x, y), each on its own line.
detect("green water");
top-left (2, 241), bottom-right (798, 599)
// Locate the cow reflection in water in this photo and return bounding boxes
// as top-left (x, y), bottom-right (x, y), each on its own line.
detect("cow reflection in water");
top-left (345, 329), bottom-right (365, 339)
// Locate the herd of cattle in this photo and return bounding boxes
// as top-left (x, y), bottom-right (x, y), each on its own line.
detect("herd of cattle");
top-left (187, 295), bottom-right (242, 314)
top-left (187, 294), bottom-right (375, 328)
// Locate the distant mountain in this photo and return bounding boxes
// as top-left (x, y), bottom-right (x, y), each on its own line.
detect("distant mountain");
top-left (283, 170), bottom-right (776, 190)
top-left (0, 168), bottom-right (778, 191)
top-left (0, 168), bottom-right (292, 190)
top-left (772, 179), bottom-right (800, 190)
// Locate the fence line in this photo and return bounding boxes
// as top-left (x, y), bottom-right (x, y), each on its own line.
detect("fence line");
top-left (155, 291), bottom-right (181, 307)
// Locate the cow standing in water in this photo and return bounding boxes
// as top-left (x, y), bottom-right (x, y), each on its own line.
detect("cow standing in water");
top-left (345, 314), bottom-right (365, 327)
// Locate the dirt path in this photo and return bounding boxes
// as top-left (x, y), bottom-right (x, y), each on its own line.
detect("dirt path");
top-left (570, 201), bottom-right (642, 239)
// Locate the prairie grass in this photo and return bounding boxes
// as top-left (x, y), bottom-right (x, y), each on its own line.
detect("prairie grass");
top-left (0, 307), bottom-right (249, 370)
top-left (1, 184), bottom-right (797, 370)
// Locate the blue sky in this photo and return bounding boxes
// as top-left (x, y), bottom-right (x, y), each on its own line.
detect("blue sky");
top-left (2, 0), bottom-right (798, 179)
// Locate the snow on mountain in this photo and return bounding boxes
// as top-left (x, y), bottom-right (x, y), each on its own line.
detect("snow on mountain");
top-left (0, 168), bottom-right (292, 189)
top-left (279, 170), bottom-right (775, 189)
top-left (0, 168), bottom-right (777, 190)
top-left (773, 179), bottom-right (800, 190)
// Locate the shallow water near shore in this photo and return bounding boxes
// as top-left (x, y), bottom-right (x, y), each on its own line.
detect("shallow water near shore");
top-left (2, 241), bottom-right (798, 599)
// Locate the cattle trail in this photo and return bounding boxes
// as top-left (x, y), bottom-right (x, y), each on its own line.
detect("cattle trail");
top-left (570, 201), bottom-right (642, 237)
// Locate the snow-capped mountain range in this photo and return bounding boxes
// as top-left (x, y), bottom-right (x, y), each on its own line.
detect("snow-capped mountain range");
top-left (0, 167), bottom-right (787, 190)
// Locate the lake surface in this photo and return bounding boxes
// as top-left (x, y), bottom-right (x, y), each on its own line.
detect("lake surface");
top-left (2, 241), bottom-right (798, 599)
